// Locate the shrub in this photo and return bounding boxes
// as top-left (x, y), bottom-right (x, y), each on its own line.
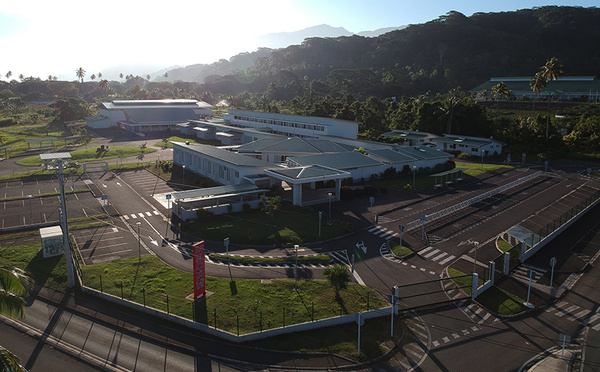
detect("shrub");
top-left (242, 202), bottom-right (252, 212)
top-left (457, 152), bottom-right (470, 159)
top-left (340, 185), bottom-right (354, 200)
top-left (363, 185), bottom-right (378, 196)
top-left (196, 208), bottom-right (214, 219)
top-left (403, 184), bottom-right (413, 191)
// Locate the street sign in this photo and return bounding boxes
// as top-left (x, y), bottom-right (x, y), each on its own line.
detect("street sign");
top-left (420, 214), bottom-right (426, 222)
top-left (369, 196), bottom-right (374, 205)
top-left (399, 225), bottom-right (405, 232)
top-left (550, 257), bottom-right (557, 268)
top-left (387, 294), bottom-right (399, 305)
top-left (528, 269), bottom-right (536, 280)
top-left (101, 195), bottom-right (107, 200)
top-left (166, 194), bottom-right (172, 200)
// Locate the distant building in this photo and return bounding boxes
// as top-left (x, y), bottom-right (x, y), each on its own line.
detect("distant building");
top-left (470, 76), bottom-right (600, 102)
top-left (223, 109), bottom-right (360, 140)
top-left (85, 99), bottom-right (213, 133)
top-left (433, 134), bottom-right (504, 156)
top-left (380, 130), bottom-right (439, 146)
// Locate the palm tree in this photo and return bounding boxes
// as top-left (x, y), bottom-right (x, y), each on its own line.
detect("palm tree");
top-left (0, 267), bottom-right (34, 319)
top-left (119, 73), bottom-right (124, 80)
top-left (98, 72), bottom-right (102, 79)
top-left (0, 346), bottom-right (26, 372)
top-left (47, 75), bottom-right (53, 81)
top-left (163, 72), bottom-right (168, 78)
top-left (146, 74), bottom-right (151, 80)
top-left (491, 81), bottom-right (510, 110)
top-left (5, 71), bottom-right (12, 80)
top-left (98, 79), bottom-right (110, 91)
top-left (75, 67), bottom-right (86, 83)
top-left (530, 71), bottom-right (547, 117)
top-left (90, 74), bottom-right (96, 81)
top-left (18, 74), bottom-right (24, 81)
top-left (540, 57), bottom-right (564, 143)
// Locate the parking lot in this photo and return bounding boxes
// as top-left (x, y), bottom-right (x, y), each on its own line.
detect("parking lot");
top-left (71, 219), bottom-right (142, 265)
top-left (1, 175), bottom-right (103, 229)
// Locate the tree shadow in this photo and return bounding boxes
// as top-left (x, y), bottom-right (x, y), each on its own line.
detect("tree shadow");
top-left (25, 250), bottom-right (61, 299)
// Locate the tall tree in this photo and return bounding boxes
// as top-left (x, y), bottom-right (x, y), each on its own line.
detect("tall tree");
top-left (75, 67), bottom-right (86, 83)
top-left (90, 74), bottom-right (96, 80)
top-left (491, 81), bottom-right (511, 111)
top-left (323, 265), bottom-right (350, 299)
top-left (98, 79), bottom-right (110, 90)
top-left (540, 57), bottom-right (564, 143)
top-left (98, 72), bottom-right (102, 79)
top-left (530, 71), bottom-right (547, 117)
top-left (5, 71), bottom-right (12, 80)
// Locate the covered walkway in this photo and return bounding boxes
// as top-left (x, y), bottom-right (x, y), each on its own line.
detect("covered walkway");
top-left (430, 168), bottom-right (468, 188)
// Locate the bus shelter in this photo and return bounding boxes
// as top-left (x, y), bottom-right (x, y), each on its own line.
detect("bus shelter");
top-left (430, 168), bottom-right (468, 188)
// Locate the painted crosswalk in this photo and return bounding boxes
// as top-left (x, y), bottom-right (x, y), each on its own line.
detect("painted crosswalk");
top-left (419, 246), bottom-right (456, 265)
top-left (513, 265), bottom-right (547, 283)
top-left (379, 244), bottom-right (437, 275)
top-left (122, 210), bottom-right (161, 220)
top-left (546, 302), bottom-right (600, 330)
top-left (368, 225), bottom-right (399, 240)
top-left (203, 249), bottom-right (350, 268)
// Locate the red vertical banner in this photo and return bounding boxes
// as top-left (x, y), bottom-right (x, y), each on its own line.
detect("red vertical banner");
top-left (193, 241), bottom-right (206, 299)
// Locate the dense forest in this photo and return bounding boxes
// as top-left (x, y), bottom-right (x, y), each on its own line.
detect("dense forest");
top-left (1, 6), bottom-right (600, 160)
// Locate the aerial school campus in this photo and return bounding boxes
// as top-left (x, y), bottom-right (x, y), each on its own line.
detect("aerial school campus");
top-left (0, 93), bottom-right (599, 371)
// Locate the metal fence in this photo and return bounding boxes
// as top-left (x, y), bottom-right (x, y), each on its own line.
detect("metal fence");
top-left (406, 171), bottom-right (542, 231)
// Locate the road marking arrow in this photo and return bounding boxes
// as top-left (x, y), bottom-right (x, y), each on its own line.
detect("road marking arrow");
top-left (117, 182), bottom-right (121, 186)
top-left (149, 236), bottom-right (158, 246)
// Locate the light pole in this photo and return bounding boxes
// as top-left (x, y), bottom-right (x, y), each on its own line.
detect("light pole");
top-left (182, 165), bottom-right (186, 185)
top-left (480, 149), bottom-right (484, 170)
top-left (294, 244), bottom-right (299, 290)
top-left (412, 166), bottom-right (417, 189)
top-left (327, 192), bottom-right (333, 225)
top-left (137, 222), bottom-right (142, 260)
top-left (473, 241), bottom-right (479, 274)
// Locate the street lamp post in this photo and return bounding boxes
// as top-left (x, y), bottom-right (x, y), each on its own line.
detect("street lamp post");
top-left (182, 165), bottom-right (186, 185)
top-left (137, 222), bottom-right (142, 260)
top-left (327, 192), bottom-right (333, 225)
top-left (473, 241), bottom-right (479, 274)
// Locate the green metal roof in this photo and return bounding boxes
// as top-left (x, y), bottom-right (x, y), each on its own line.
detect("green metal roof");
top-left (369, 148), bottom-right (416, 163)
top-left (173, 142), bottom-right (272, 167)
top-left (399, 146), bottom-right (454, 160)
top-left (288, 151), bottom-right (382, 169)
top-left (236, 137), bottom-right (350, 154)
top-left (265, 165), bottom-right (350, 183)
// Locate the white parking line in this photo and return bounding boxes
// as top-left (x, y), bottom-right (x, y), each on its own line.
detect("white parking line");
top-left (138, 213), bottom-right (144, 218)
top-left (131, 214), bottom-right (137, 219)
top-left (145, 211), bottom-right (152, 216)
top-left (92, 248), bottom-right (132, 257)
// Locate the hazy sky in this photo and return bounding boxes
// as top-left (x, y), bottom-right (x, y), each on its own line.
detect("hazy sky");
top-left (1, 0), bottom-right (597, 80)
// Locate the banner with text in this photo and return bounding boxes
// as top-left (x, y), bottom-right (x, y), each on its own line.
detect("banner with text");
top-left (193, 241), bottom-right (206, 298)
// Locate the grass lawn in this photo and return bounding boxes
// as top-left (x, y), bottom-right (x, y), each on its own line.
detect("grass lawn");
top-left (476, 286), bottom-right (528, 316)
top-left (182, 205), bottom-right (353, 245)
top-left (0, 242), bottom-right (69, 290)
top-left (454, 161), bottom-right (513, 178)
top-left (448, 268), bottom-right (476, 296)
top-left (248, 314), bottom-right (407, 362)
top-left (497, 239), bottom-right (513, 252)
top-left (155, 136), bottom-right (221, 148)
top-left (16, 146), bottom-right (156, 166)
top-left (80, 256), bottom-right (386, 334)
top-left (0, 233), bottom-right (409, 361)
top-left (388, 241), bottom-right (412, 257)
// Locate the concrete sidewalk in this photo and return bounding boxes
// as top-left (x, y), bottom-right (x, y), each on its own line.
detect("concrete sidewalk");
top-left (529, 349), bottom-right (574, 372)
